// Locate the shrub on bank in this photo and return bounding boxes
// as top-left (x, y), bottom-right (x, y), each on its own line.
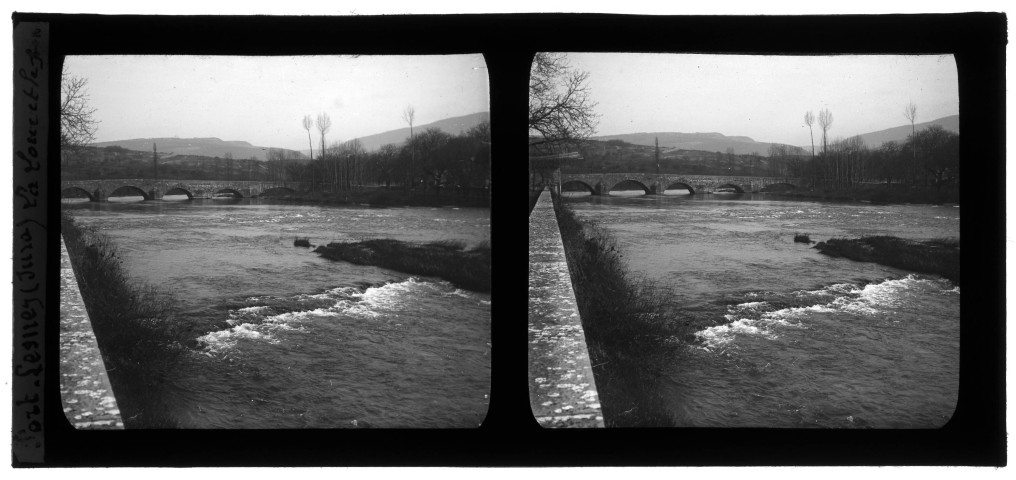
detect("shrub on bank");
top-left (813, 235), bottom-right (960, 284)
top-left (794, 233), bottom-right (812, 243)
top-left (61, 214), bottom-right (185, 428)
top-left (553, 197), bottom-right (679, 427)
top-left (314, 238), bottom-right (491, 293)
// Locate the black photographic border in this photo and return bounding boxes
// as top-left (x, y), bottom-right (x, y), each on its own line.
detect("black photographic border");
top-left (11, 11), bottom-right (1005, 467)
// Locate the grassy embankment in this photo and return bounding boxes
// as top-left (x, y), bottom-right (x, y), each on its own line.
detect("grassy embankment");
top-left (314, 239), bottom-right (491, 293)
top-left (813, 235), bottom-right (960, 285)
top-left (62, 214), bottom-right (185, 428)
top-left (267, 188), bottom-right (490, 208)
top-left (773, 184), bottom-right (958, 205)
top-left (553, 197), bottom-right (680, 427)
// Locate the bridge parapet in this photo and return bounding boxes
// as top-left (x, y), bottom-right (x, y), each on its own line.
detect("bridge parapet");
top-left (528, 188), bottom-right (604, 428)
top-left (60, 237), bottom-right (123, 429)
top-left (560, 173), bottom-right (806, 195)
top-left (61, 179), bottom-right (309, 202)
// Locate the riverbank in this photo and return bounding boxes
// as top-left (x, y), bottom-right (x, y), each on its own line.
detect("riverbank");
top-left (813, 235), bottom-right (960, 285)
top-left (553, 195), bottom-right (679, 427)
top-left (267, 187), bottom-right (490, 208)
top-left (61, 214), bottom-right (185, 428)
top-left (314, 239), bottom-right (491, 293)
top-left (773, 184), bottom-right (959, 205)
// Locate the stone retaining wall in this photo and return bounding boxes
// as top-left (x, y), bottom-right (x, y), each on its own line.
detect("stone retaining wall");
top-left (60, 237), bottom-right (124, 429)
top-left (528, 189), bottom-right (604, 428)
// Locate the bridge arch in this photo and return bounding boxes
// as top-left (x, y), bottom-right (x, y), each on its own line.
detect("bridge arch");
top-left (213, 188), bottom-right (244, 198)
top-left (607, 179), bottom-right (651, 195)
top-left (109, 185), bottom-right (151, 201)
top-left (61, 187), bottom-right (94, 202)
top-left (561, 180), bottom-right (596, 195)
top-left (663, 181), bottom-right (696, 194)
top-left (714, 183), bottom-right (746, 194)
top-left (164, 186), bottom-right (194, 199)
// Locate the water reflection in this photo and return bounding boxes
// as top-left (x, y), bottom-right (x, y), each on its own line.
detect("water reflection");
top-left (608, 190), bottom-right (647, 197)
top-left (108, 195), bottom-right (146, 203)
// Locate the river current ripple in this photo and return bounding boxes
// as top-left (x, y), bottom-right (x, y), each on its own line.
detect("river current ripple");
top-left (563, 192), bottom-right (959, 428)
top-left (63, 199), bottom-right (491, 428)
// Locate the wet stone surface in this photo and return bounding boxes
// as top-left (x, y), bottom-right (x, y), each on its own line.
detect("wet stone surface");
top-left (60, 237), bottom-right (124, 430)
top-left (528, 190), bottom-right (604, 428)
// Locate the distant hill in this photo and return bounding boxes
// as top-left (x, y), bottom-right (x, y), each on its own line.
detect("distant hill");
top-left (92, 137), bottom-right (305, 161)
top-left (849, 115), bottom-right (959, 148)
top-left (347, 111), bottom-right (490, 152)
top-left (93, 112), bottom-right (489, 160)
top-left (592, 131), bottom-right (807, 156)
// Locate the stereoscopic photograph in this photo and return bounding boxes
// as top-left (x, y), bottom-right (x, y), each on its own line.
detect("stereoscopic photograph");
top-left (58, 54), bottom-right (491, 429)
top-left (11, 11), bottom-right (1004, 468)
top-left (529, 53), bottom-right (960, 428)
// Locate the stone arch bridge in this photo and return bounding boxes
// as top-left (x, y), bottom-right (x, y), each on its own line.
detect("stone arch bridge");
top-left (61, 179), bottom-right (311, 202)
top-left (560, 173), bottom-right (807, 195)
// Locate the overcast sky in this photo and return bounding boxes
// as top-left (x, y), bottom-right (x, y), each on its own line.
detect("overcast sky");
top-left (564, 53), bottom-right (958, 146)
top-left (64, 54), bottom-right (489, 151)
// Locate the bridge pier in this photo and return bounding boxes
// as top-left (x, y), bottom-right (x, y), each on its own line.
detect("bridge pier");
top-left (93, 188), bottom-right (108, 203)
top-left (148, 188), bottom-right (163, 200)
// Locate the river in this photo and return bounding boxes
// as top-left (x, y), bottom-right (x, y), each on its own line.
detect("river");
top-left (562, 191), bottom-right (959, 428)
top-left (62, 197), bottom-right (491, 428)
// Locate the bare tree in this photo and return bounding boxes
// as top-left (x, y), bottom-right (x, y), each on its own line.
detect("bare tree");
top-left (316, 112), bottom-right (332, 154)
top-left (336, 138), bottom-right (365, 190)
top-left (804, 110), bottom-right (816, 157)
top-left (374, 143), bottom-right (401, 188)
top-left (402, 104), bottom-right (416, 139)
top-left (302, 115), bottom-right (314, 161)
top-left (316, 113), bottom-right (333, 187)
top-left (402, 104), bottom-right (416, 187)
top-left (818, 108), bottom-right (834, 155)
top-left (904, 102), bottom-right (918, 183)
top-left (904, 102), bottom-right (917, 134)
top-left (61, 73), bottom-right (100, 151)
top-left (528, 52), bottom-right (599, 151)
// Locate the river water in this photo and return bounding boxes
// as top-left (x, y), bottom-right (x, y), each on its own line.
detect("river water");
top-left (62, 198), bottom-right (491, 428)
top-left (562, 191), bottom-right (959, 428)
